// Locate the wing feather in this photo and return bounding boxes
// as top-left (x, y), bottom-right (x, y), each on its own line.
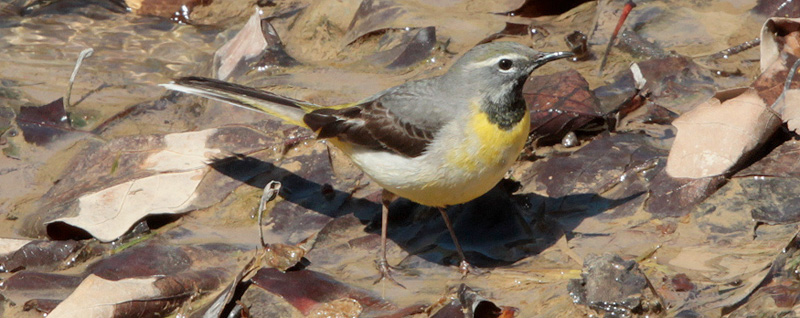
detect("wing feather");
top-left (303, 99), bottom-right (437, 157)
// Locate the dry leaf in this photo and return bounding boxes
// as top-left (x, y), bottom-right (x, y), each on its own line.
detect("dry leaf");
top-left (667, 18), bottom-right (800, 179)
top-left (215, 8), bottom-right (268, 80)
top-left (645, 171), bottom-right (726, 217)
top-left (47, 275), bottom-right (161, 318)
top-left (0, 239), bottom-right (83, 273)
top-left (759, 18), bottom-right (800, 73)
top-left (665, 89), bottom-right (781, 178)
top-left (16, 98), bottom-right (73, 146)
top-left (45, 129), bottom-right (225, 242)
top-left (50, 169), bottom-right (206, 242)
top-left (250, 268), bottom-right (393, 316)
top-left (761, 18), bottom-right (800, 133)
top-left (525, 69), bottom-right (603, 146)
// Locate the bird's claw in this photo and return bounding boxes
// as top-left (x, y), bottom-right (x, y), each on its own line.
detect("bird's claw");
top-left (374, 259), bottom-right (406, 288)
top-left (458, 260), bottom-right (486, 278)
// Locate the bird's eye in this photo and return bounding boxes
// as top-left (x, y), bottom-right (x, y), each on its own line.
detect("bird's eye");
top-left (498, 59), bottom-right (513, 71)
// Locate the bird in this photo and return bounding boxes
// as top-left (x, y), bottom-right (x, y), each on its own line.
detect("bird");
top-left (162, 41), bottom-right (573, 286)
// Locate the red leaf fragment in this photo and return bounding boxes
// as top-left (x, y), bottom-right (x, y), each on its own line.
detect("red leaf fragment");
top-left (16, 98), bottom-right (72, 145)
top-left (250, 268), bottom-right (393, 316)
top-left (525, 69), bottom-right (603, 146)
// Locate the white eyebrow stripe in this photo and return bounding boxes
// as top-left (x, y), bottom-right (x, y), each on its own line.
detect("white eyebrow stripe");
top-left (464, 53), bottom-right (526, 69)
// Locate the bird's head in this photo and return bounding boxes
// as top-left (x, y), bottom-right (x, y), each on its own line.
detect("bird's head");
top-left (447, 41), bottom-right (573, 97)
top-left (445, 41), bottom-right (573, 128)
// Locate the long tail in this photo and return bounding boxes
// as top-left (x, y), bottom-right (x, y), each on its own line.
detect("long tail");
top-left (161, 76), bottom-right (319, 128)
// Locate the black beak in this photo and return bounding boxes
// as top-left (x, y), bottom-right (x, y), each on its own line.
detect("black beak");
top-left (531, 51), bottom-right (574, 70)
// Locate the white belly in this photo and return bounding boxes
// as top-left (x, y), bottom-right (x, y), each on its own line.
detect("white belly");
top-left (343, 147), bottom-right (500, 207)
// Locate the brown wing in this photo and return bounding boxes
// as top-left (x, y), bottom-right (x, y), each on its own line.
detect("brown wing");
top-left (302, 99), bottom-right (435, 157)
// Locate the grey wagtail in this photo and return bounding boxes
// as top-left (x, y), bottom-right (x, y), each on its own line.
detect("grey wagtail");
top-left (162, 41), bottom-right (573, 285)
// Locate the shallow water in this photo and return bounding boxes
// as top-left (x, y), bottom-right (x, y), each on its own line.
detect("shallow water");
top-left (0, 0), bottom-right (797, 317)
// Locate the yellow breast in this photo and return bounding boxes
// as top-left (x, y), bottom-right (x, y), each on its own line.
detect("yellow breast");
top-left (446, 105), bottom-right (530, 173)
top-left (471, 109), bottom-right (530, 164)
top-left (331, 103), bottom-right (530, 207)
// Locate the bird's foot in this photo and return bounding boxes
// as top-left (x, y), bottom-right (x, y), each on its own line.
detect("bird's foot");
top-left (374, 259), bottom-right (406, 288)
top-left (458, 260), bottom-right (486, 278)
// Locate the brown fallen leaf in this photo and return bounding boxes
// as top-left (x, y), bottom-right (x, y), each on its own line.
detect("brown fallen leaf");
top-left (592, 56), bottom-right (716, 132)
top-left (629, 56), bottom-right (717, 115)
top-left (2, 271), bottom-right (83, 312)
top-left (0, 239), bottom-right (84, 273)
top-left (50, 169), bottom-right (207, 242)
top-left (47, 274), bottom-right (164, 318)
top-left (760, 18), bottom-right (800, 74)
top-left (16, 98), bottom-right (76, 146)
top-left (46, 129), bottom-right (221, 242)
top-left (33, 127), bottom-right (279, 242)
top-left (250, 268), bottom-right (394, 316)
top-left (525, 69), bottom-right (603, 146)
top-left (215, 9), bottom-right (301, 80)
top-left (215, 8), bottom-right (270, 80)
top-left (665, 89), bottom-right (781, 178)
top-left (645, 171), bottom-right (727, 217)
top-left (762, 18), bottom-right (800, 133)
top-left (45, 268), bottom-right (231, 318)
top-left (666, 17), bottom-right (800, 179)
top-left (528, 132), bottom-right (662, 199)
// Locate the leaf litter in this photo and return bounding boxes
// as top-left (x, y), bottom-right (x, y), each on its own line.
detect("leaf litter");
top-left (5, 0), bottom-right (800, 317)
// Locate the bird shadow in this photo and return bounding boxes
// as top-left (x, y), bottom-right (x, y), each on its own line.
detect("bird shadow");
top-left (210, 154), bottom-right (643, 270)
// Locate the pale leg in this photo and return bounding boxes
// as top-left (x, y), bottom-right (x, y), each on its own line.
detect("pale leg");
top-left (375, 190), bottom-right (404, 287)
top-left (438, 207), bottom-right (485, 276)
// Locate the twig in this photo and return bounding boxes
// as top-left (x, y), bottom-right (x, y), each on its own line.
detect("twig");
top-left (258, 181), bottom-right (282, 247)
top-left (65, 48), bottom-right (94, 108)
top-left (598, 0), bottom-right (636, 76)
top-left (707, 38), bottom-right (761, 60)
